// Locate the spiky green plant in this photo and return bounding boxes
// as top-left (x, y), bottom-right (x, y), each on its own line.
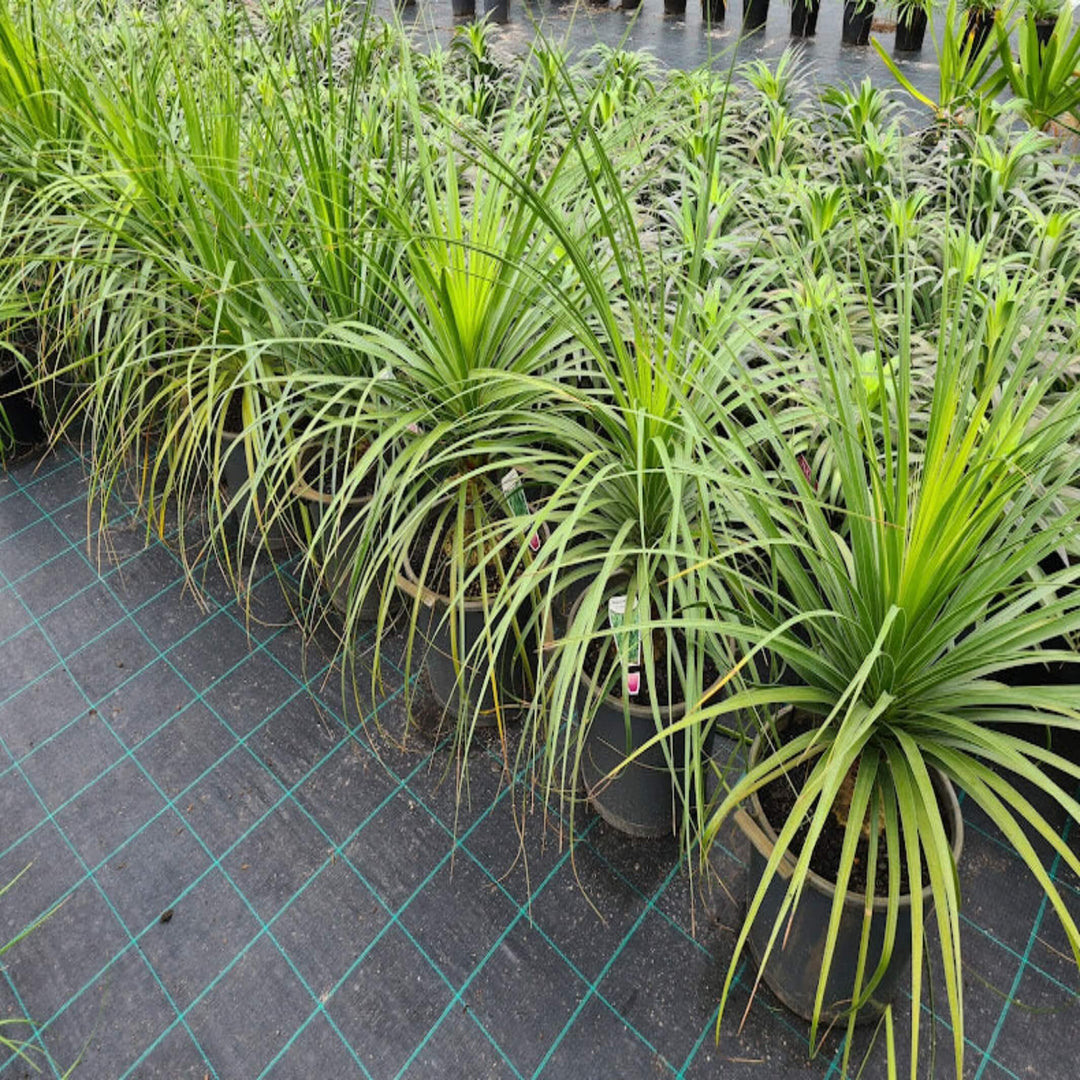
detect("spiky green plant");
top-left (683, 219), bottom-right (1080, 1080)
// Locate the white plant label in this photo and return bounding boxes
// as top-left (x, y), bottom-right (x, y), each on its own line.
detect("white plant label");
top-left (607, 594), bottom-right (641, 697)
top-left (501, 468), bottom-right (541, 553)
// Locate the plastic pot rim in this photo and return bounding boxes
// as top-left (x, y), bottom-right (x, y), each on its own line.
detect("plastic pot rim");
top-left (397, 520), bottom-right (550, 615)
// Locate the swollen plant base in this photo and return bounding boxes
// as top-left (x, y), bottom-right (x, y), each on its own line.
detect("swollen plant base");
top-left (736, 727), bottom-right (964, 1022)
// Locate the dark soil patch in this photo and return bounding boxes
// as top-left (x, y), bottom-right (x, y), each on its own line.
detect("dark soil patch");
top-left (756, 715), bottom-right (950, 897)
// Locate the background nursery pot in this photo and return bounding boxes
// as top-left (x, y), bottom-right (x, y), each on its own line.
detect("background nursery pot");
top-left (965, 5), bottom-right (997, 57)
top-left (1035, 16), bottom-right (1058, 49)
top-left (894, 5), bottom-right (928, 49)
top-left (791, 0), bottom-right (819, 36)
top-left (842, 0), bottom-right (875, 43)
top-left (0, 359), bottom-right (44, 458)
top-left (736, 720), bottom-right (964, 1022)
top-left (742, 0), bottom-right (770, 34)
top-left (294, 468), bottom-right (378, 621)
top-left (702, 0), bottom-right (727, 20)
top-left (38, 371), bottom-right (94, 448)
top-left (220, 427), bottom-right (297, 556)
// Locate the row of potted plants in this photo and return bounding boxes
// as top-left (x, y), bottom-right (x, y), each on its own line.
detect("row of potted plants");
top-left (442, 0), bottom-right (1065, 59)
top-left (2, 0), bottom-right (1080, 1073)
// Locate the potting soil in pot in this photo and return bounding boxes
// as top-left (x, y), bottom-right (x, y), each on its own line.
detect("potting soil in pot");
top-left (757, 713), bottom-right (948, 895)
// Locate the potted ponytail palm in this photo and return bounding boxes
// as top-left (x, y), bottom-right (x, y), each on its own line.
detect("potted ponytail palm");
top-left (479, 63), bottom-right (770, 851)
top-left (894, 0), bottom-right (929, 50)
top-left (358, 60), bottom-right (584, 746)
top-left (964, 0), bottom-right (999, 57)
top-left (697, 237), bottom-right (1080, 1077)
top-left (843, 0), bottom-right (876, 45)
top-left (791, 0), bottom-right (819, 36)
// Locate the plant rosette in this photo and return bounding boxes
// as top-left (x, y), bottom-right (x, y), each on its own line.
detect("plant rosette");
top-left (734, 710), bottom-right (964, 1023)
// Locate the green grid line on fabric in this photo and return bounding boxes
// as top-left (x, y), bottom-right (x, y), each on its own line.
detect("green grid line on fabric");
top-left (972, 813), bottom-right (1075, 1080)
top-left (0, 585), bottom-right (222, 1078)
top-left (2, 449), bottom-right (1062, 1080)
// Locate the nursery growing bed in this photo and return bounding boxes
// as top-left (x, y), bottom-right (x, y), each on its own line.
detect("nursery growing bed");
top-left (387, 0), bottom-right (944, 104)
top-left (1, 448), bottom-right (1077, 1078)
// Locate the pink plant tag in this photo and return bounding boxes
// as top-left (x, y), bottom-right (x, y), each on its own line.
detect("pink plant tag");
top-left (626, 669), bottom-right (641, 697)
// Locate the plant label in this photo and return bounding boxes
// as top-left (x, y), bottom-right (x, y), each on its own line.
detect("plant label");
top-left (608, 594), bottom-right (642, 696)
top-left (501, 468), bottom-right (541, 552)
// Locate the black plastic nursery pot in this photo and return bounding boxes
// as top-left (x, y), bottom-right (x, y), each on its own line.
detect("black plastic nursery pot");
top-left (737, 719), bottom-right (964, 1022)
top-left (452, 0), bottom-right (475, 15)
top-left (1035, 18), bottom-right (1056, 50)
top-left (790, 0), bottom-right (819, 36)
top-left (293, 471), bottom-right (378, 622)
top-left (742, 0), bottom-right (769, 34)
top-left (398, 543), bottom-right (547, 729)
top-left (894, 6), bottom-right (928, 50)
top-left (569, 591), bottom-right (721, 839)
top-left (702, 0), bottom-right (727, 20)
top-left (842, 1), bottom-right (875, 44)
top-left (965, 8), bottom-right (996, 58)
top-left (483, 0), bottom-right (510, 22)
top-left (0, 359), bottom-right (45, 459)
top-left (220, 428), bottom-right (297, 556)
top-left (665, 0), bottom-right (688, 15)
top-left (38, 373), bottom-right (94, 447)
top-left (578, 675), bottom-right (689, 839)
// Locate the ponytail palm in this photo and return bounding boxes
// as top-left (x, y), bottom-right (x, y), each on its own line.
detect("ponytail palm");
top-left (446, 46), bottom-right (775, 852)
top-left (699, 227), bottom-right (1080, 1079)
top-left (338, 52), bottom-right (587, 739)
